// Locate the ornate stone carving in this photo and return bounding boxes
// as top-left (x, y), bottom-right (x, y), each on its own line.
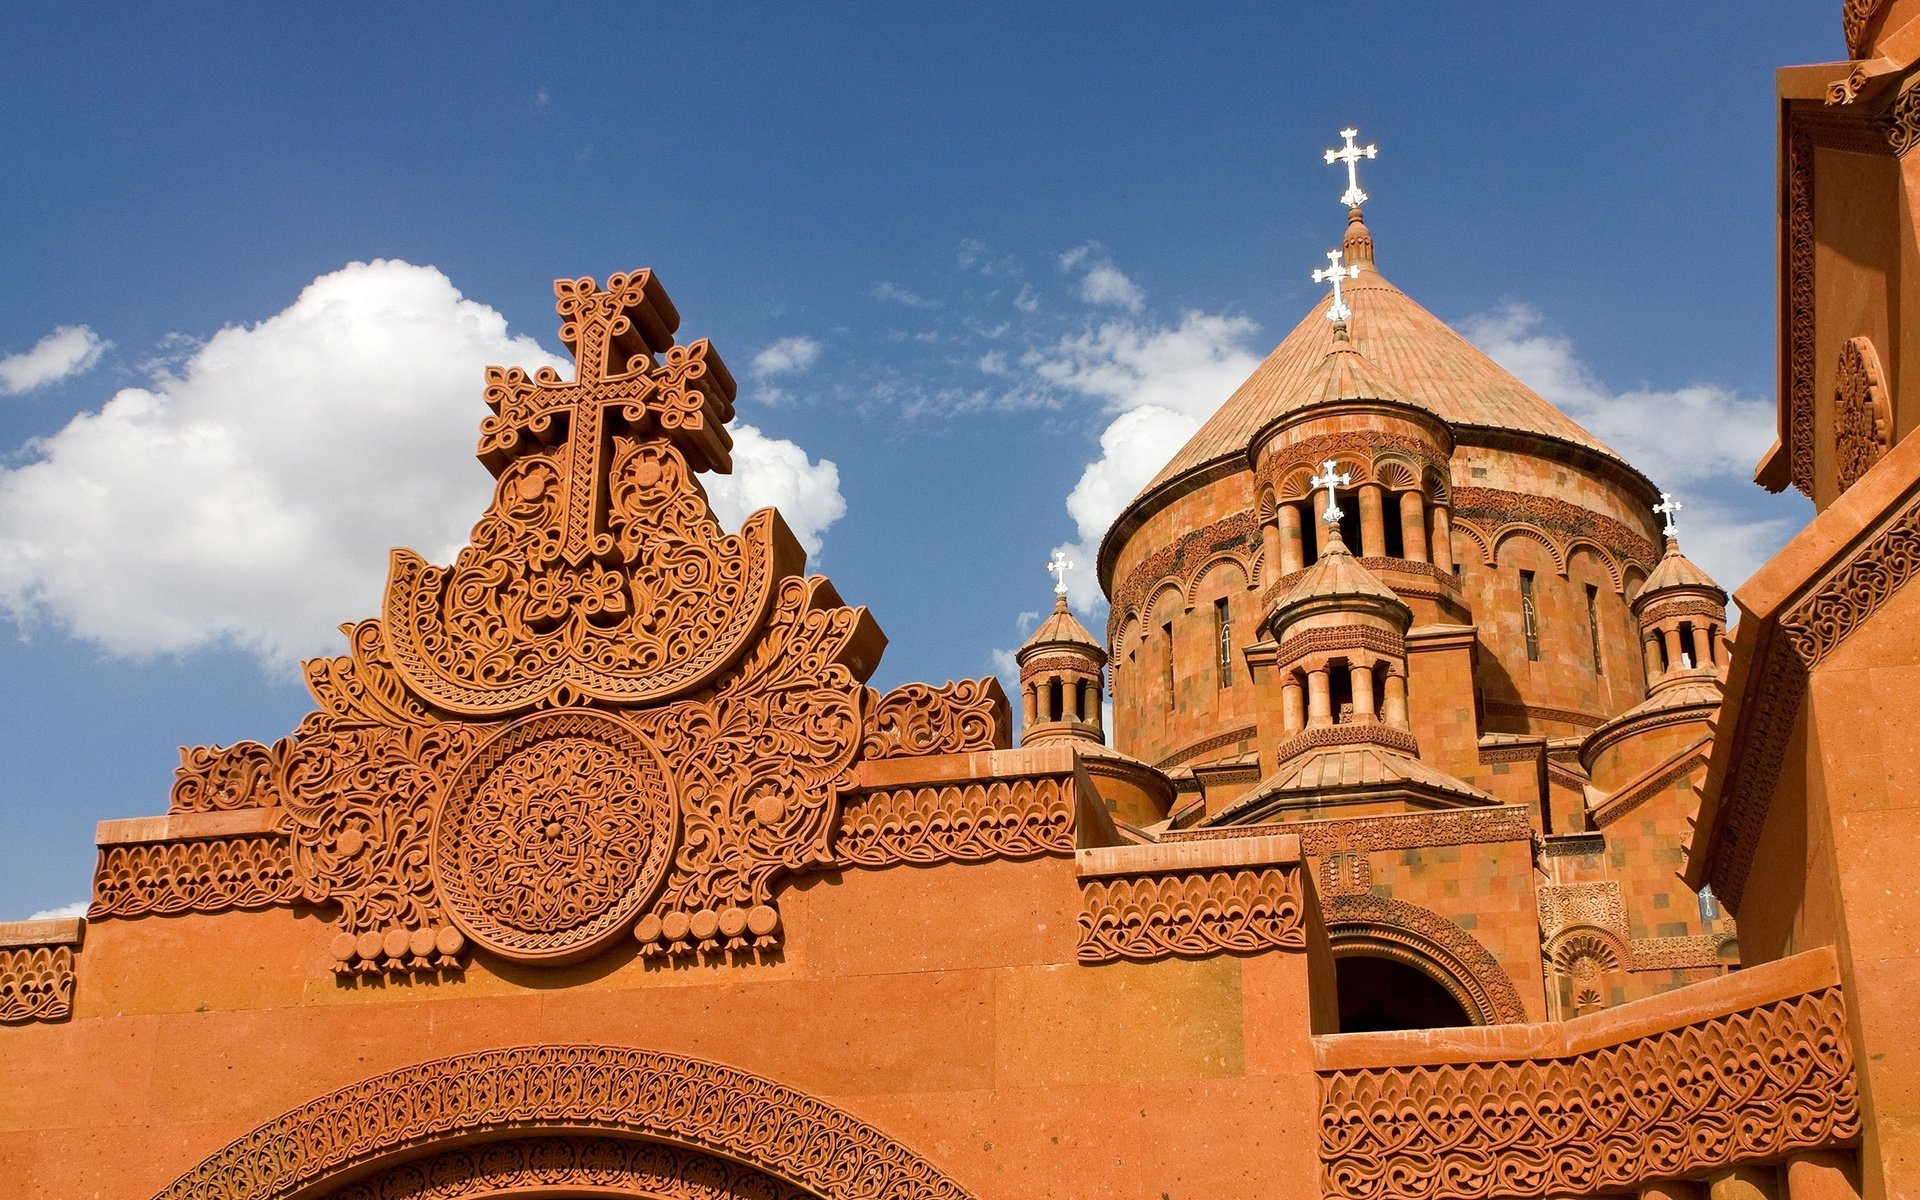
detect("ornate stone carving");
top-left (1271, 722), bottom-right (1420, 763)
top-left (1631, 931), bottom-right (1736, 971)
top-left (1324, 893), bottom-right (1527, 1025)
top-left (1271, 625), bottom-right (1404, 671)
top-left (1846, 0), bottom-right (1891, 58)
top-left (171, 741), bottom-right (290, 812)
top-left (1884, 79), bottom-right (1920, 154)
top-left (1077, 864), bottom-right (1307, 963)
top-left (1319, 986), bottom-right (1856, 1198)
top-left (1450, 486), bottom-right (1659, 571)
top-left (1320, 852), bottom-right (1373, 897)
top-left (1835, 335), bottom-right (1893, 492)
top-left (1481, 700), bottom-right (1604, 729)
top-left (862, 679), bottom-right (1011, 758)
top-left (155, 1044), bottom-right (976, 1200)
top-left (1780, 488), bottom-right (1920, 668)
top-left (91, 834), bottom-right (298, 918)
top-left (1786, 127), bottom-right (1817, 496)
top-left (1152, 725), bottom-right (1259, 771)
top-left (1261, 430), bottom-right (1450, 498)
top-left (1537, 881), bottom-right (1628, 941)
top-left (0, 946), bottom-right (74, 1024)
top-left (330, 1136), bottom-right (812, 1200)
top-left (1167, 806), bottom-right (1533, 855)
top-left (1109, 510), bottom-right (1260, 646)
top-left (834, 777), bottom-right (1075, 867)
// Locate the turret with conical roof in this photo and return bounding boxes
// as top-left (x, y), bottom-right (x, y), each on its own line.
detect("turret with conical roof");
top-left (1016, 594), bottom-right (1107, 745)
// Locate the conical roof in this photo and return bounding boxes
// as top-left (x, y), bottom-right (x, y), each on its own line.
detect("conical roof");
top-left (1641, 537), bottom-right (1724, 597)
top-left (1272, 529), bottom-right (1405, 613)
top-left (1136, 222), bottom-right (1634, 500)
top-left (1018, 596), bottom-right (1103, 660)
top-left (1206, 738), bottom-right (1496, 825)
top-left (1289, 322), bottom-right (1434, 414)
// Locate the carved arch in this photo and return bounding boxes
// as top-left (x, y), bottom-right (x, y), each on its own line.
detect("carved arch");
top-left (1110, 610), bottom-right (1141, 664)
top-left (1564, 538), bottom-right (1626, 594)
top-left (1323, 895), bottom-right (1527, 1025)
top-left (1623, 564), bottom-right (1648, 603)
top-left (1256, 486), bottom-right (1278, 522)
top-left (1371, 457), bottom-right (1418, 491)
top-left (1183, 551), bottom-right (1253, 609)
top-left (329, 1136), bottom-right (811, 1200)
top-left (1545, 923), bottom-right (1632, 978)
top-left (1424, 468), bottom-right (1450, 506)
top-left (1276, 466), bottom-right (1319, 502)
top-left (1142, 580), bottom-right (1185, 629)
top-left (1451, 518), bottom-right (1494, 567)
top-left (156, 1044), bottom-right (975, 1200)
top-left (1489, 523), bottom-right (1567, 575)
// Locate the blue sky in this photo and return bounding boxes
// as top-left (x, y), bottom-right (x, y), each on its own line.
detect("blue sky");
top-left (0, 4), bottom-right (1832, 917)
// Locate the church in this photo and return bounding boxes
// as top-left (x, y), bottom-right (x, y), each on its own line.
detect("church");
top-left (0, 6), bottom-right (1911, 1198)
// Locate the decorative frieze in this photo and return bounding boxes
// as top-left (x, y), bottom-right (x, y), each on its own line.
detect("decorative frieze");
top-left (1075, 836), bottom-right (1306, 964)
top-left (834, 776), bottom-right (1076, 867)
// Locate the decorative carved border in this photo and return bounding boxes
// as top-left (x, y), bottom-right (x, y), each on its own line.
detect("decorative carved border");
top-left (1077, 863), bottom-right (1307, 963)
top-left (330, 1136), bottom-right (811, 1200)
top-left (1271, 722), bottom-right (1419, 763)
top-left (1786, 123), bottom-right (1817, 496)
top-left (155, 1044), bottom-right (975, 1200)
top-left (1259, 430), bottom-right (1451, 497)
top-left (1318, 986), bottom-right (1855, 1198)
top-left (1273, 625), bottom-right (1405, 671)
top-left (1482, 700), bottom-right (1604, 730)
top-left (1631, 931), bottom-right (1736, 971)
top-left (1323, 894), bottom-right (1527, 1025)
top-left (1537, 882), bottom-right (1627, 943)
top-left (1109, 510), bottom-right (1261, 647)
top-left (862, 679), bottom-right (1010, 759)
top-left (1846, 0), bottom-right (1890, 58)
top-left (1153, 725), bottom-right (1259, 771)
top-left (833, 776), bottom-right (1074, 867)
top-left (1450, 487), bottom-right (1659, 571)
top-left (0, 945), bottom-right (75, 1024)
top-left (1167, 806), bottom-right (1532, 855)
top-left (91, 833), bottom-right (299, 918)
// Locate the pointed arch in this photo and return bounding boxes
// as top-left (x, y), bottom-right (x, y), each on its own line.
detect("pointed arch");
top-left (156, 1044), bottom-right (975, 1200)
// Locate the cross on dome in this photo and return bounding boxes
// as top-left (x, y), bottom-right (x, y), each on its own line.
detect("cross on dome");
top-left (1324, 127), bottom-right (1378, 209)
top-left (1047, 549), bottom-right (1074, 597)
top-left (1654, 492), bottom-right (1684, 538)
top-left (1309, 459), bottom-right (1352, 526)
top-left (1313, 249), bottom-right (1361, 323)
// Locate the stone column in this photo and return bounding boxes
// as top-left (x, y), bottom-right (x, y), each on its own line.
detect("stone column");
top-left (1638, 1183), bottom-right (1704, 1200)
top-left (1066, 675), bottom-right (1083, 722)
top-left (1359, 484), bottom-right (1387, 558)
top-left (1643, 633), bottom-right (1664, 681)
top-left (1662, 625), bottom-right (1686, 671)
top-left (1398, 490), bottom-right (1428, 563)
top-left (1023, 684), bottom-right (1037, 726)
top-left (1279, 504), bottom-right (1304, 575)
top-left (1383, 670), bottom-right (1409, 728)
top-left (1261, 517), bottom-right (1281, 589)
top-left (1688, 622), bottom-right (1711, 669)
top-left (1306, 667), bottom-right (1332, 727)
top-left (1313, 508), bottom-right (1332, 559)
top-left (1431, 503), bottom-right (1454, 571)
top-left (1281, 676), bottom-right (1305, 732)
top-left (1043, 676), bottom-right (1059, 722)
top-left (1350, 661), bottom-right (1376, 720)
top-left (1782, 1149), bottom-right (1862, 1199)
top-left (1707, 1165), bottom-right (1779, 1200)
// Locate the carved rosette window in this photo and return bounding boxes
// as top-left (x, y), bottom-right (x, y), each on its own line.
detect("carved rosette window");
top-left (1835, 335), bottom-right (1892, 494)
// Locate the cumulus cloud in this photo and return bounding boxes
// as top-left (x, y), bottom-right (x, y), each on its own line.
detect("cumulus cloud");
top-left (869, 281), bottom-right (939, 309)
top-left (1459, 303), bottom-right (1775, 487)
top-left (0, 325), bottom-right (109, 395)
top-left (749, 336), bottom-right (821, 379)
top-left (1059, 243), bottom-right (1145, 313)
top-left (703, 423), bottom-right (845, 558)
top-left (1023, 311), bottom-right (1263, 610)
top-left (1013, 284), bottom-right (1040, 314)
top-left (0, 260), bottom-right (847, 672)
top-left (25, 901), bottom-right (86, 921)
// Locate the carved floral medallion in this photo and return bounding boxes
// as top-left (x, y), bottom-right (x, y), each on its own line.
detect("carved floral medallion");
top-left (1835, 334), bottom-right (1892, 493)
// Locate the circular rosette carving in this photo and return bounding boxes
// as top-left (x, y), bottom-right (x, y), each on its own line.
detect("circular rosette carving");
top-left (432, 710), bottom-right (677, 964)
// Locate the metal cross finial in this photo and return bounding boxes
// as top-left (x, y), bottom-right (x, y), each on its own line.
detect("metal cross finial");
top-left (1309, 459), bottom-right (1352, 526)
top-left (1654, 492), bottom-right (1683, 538)
top-left (1313, 249), bottom-right (1361, 323)
top-left (1047, 549), bottom-right (1074, 597)
top-left (1324, 127), bottom-right (1378, 209)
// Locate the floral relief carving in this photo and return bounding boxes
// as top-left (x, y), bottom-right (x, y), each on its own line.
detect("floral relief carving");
top-left (91, 835), bottom-right (298, 918)
top-left (1077, 864), bottom-right (1307, 963)
top-left (1537, 881), bottom-right (1628, 943)
top-left (155, 1044), bottom-right (976, 1200)
top-left (1846, 0), bottom-right (1890, 58)
top-left (834, 777), bottom-right (1076, 867)
top-left (1319, 986), bottom-right (1857, 1199)
top-left (1779, 488), bottom-right (1920, 669)
top-left (861, 678), bottom-right (1011, 759)
top-left (1261, 431), bottom-right (1450, 499)
top-left (0, 946), bottom-right (74, 1024)
top-left (329, 1136), bottom-right (813, 1200)
top-left (1109, 510), bottom-right (1261, 649)
top-left (1631, 931), bottom-right (1736, 971)
top-left (1835, 335), bottom-right (1893, 492)
top-left (1450, 486), bottom-right (1659, 572)
top-left (1167, 806), bottom-right (1532, 855)
top-left (1324, 893), bottom-right (1527, 1025)
top-left (1787, 127), bottom-right (1818, 496)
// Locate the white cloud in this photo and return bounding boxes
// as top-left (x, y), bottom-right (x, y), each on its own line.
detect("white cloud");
top-left (0, 325), bottom-right (109, 394)
top-left (869, 281), bottom-right (939, 309)
top-left (749, 336), bottom-right (821, 379)
top-left (1059, 243), bottom-right (1145, 313)
top-left (26, 901), bottom-right (86, 921)
top-left (1013, 284), bottom-right (1040, 314)
top-left (702, 422), bottom-right (845, 559)
top-left (957, 239), bottom-right (1020, 277)
top-left (1458, 303), bottom-right (1775, 488)
top-left (0, 260), bottom-right (846, 672)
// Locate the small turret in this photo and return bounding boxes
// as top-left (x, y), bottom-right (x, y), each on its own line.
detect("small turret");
top-left (1634, 498), bottom-right (1728, 692)
top-left (1016, 573), bottom-right (1107, 746)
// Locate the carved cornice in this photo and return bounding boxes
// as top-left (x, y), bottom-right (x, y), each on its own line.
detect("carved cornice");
top-left (1153, 725), bottom-right (1259, 771)
top-left (1482, 700), bottom-right (1604, 730)
top-left (1272, 722), bottom-right (1420, 763)
top-left (1109, 510), bottom-right (1261, 644)
top-left (1449, 486), bottom-right (1659, 571)
top-left (1319, 985), bottom-right (1853, 1198)
top-left (1165, 806), bottom-right (1533, 855)
top-left (91, 833), bottom-right (298, 918)
top-left (1077, 846), bottom-right (1307, 964)
top-left (0, 944), bottom-right (75, 1024)
top-left (833, 776), bottom-right (1075, 868)
top-left (155, 1044), bottom-right (976, 1200)
top-left (1324, 894), bottom-right (1527, 1025)
top-left (1272, 625), bottom-right (1405, 671)
top-left (331, 1136), bottom-right (810, 1200)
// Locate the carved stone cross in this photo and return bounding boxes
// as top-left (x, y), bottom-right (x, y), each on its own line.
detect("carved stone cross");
top-left (1310, 459), bottom-right (1352, 526)
top-left (1324, 127), bottom-right (1378, 208)
top-left (1047, 549), bottom-right (1074, 597)
top-left (476, 270), bottom-right (732, 566)
top-left (1654, 492), bottom-right (1683, 538)
top-left (1313, 249), bottom-right (1361, 323)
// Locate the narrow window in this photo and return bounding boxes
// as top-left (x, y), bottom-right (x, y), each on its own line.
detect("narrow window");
top-left (1214, 597), bottom-right (1233, 689)
top-left (1698, 885), bottom-right (1720, 923)
top-left (1162, 621), bottom-right (1175, 709)
top-left (1047, 678), bottom-right (1063, 723)
top-left (1585, 584), bottom-right (1604, 675)
top-left (1520, 571), bottom-right (1540, 662)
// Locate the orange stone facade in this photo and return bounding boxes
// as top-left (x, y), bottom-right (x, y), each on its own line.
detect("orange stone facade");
top-left (4, 9), bottom-right (1918, 1197)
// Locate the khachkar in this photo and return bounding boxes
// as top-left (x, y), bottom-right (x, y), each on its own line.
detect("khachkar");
top-left (125, 270), bottom-right (1020, 974)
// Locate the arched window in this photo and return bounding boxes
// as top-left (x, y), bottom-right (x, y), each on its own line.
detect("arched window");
top-left (1334, 954), bottom-right (1472, 1032)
